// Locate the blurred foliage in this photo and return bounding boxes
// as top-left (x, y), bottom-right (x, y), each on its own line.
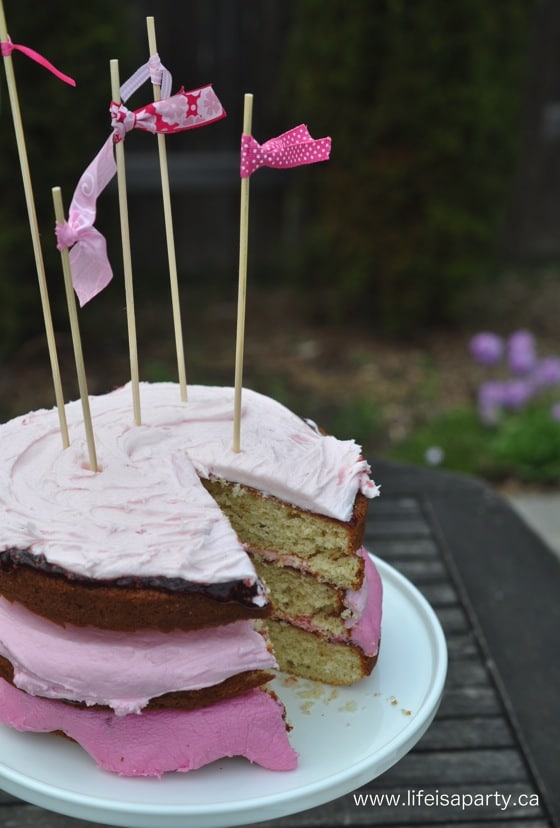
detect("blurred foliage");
top-left (389, 405), bottom-right (560, 485)
top-left (389, 407), bottom-right (501, 479)
top-left (0, 2), bottom-right (539, 356)
top-left (280, 0), bottom-right (536, 334)
top-left (0, 1), bottom-right (138, 355)
top-left (490, 406), bottom-right (560, 483)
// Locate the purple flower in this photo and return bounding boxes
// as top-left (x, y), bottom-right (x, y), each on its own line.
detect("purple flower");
top-left (477, 380), bottom-right (505, 425)
top-left (500, 378), bottom-right (535, 410)
top-left (507, 330), bottom-right (537, 375)
top-left (533, 356), bottom-right (560, 387)
top-left (469, 332), bottom-right (503, 366)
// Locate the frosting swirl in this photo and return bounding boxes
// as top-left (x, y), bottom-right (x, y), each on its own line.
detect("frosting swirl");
top-left (0, 383), bottom-right (379, 585)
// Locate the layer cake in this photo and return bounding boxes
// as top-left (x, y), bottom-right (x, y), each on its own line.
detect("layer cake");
top-left (0, 381), bottom-right (381, 775)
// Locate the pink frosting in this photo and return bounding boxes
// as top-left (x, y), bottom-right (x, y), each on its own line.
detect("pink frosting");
top-left (0, 598), bottom-right (277, 715)
top-left (0, 679), bottom-right (298, 776)
top-left (0, 382), bottom-right (379, 586)
top-left (347, 550), bottom-right (383, 655)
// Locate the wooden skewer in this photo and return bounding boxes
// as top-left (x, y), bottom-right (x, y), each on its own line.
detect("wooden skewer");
top-left (110, 58), bottom-right (141, 426)
top-left (146, 16), bottom-right (188, 402)
top-left (52, 187), bottom-right (98, 472)
top-left (0, 0), bottom-right (69, 447)
top-left (233, 93), bottom-right (254, 453)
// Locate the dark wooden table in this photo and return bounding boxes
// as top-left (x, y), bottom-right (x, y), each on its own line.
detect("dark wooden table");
top-left (1, 459), bottom-right (559, 828)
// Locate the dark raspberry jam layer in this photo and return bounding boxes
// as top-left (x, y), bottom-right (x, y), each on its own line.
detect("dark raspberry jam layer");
top-left (0, 547), bottom-right (262, 607)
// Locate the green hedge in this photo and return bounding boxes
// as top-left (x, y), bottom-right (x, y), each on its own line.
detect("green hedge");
top-left (280, 0), bottom-right (536, 333)
top-left (0, 3), bottom-right (137, 354)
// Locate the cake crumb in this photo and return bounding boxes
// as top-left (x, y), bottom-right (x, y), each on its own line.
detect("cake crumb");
top-left (296, 682), bottom-right (325, 700)
top-left (401, 708), bottom-right (412, 716)
top-left (338, 700), bottom-right (358, 713)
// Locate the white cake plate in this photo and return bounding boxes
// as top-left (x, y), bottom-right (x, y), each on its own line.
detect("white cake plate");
top-left (0, 556), bottom-right (447, 828)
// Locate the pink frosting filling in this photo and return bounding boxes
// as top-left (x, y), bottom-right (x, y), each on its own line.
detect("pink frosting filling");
top-left (0, 599), bottom-right (277, 715)
top-left (0, 679), bottom-right (298, 776)
top-left (261, 547), bottom-right (382, 656)
top-left (347, 550), bottom-right (383, 655)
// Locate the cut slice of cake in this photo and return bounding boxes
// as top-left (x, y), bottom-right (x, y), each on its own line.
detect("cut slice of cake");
top-left (249, 548), bottom-right (382, 685)
top-left (202, 482), bottom-right (382, 685)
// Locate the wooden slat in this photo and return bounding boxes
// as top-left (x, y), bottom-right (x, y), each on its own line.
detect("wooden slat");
top-left (0, 805), bottom-right (104, 827)
top-left (432, 605), bottom-right (470, 635)
top-left (445, 658), bottom-right (489, 687)
top-left (445, 631), bottom-right (479, 659)
top-left (369, 538), bottom-right (440, 559)
top-left (366, 496), bottom-right (423, 517)
top-left (387, 558), bottom-right (448, 583)
top-left (415, 715), bottom-right (515, 751)
top-left (414, 581), bottom-right (459, 607)
top-left (437, 685), bottom-right (504, 718)
top-left (0, 791), bottom-right (18, 805)
top-left (366, 519), bottom-right (433, 539)
top-left (377, 748), bottom-right (528, 786)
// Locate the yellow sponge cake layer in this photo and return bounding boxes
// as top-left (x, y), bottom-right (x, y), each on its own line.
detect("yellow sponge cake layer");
top-left (202, 478), bottom-right (368, 589)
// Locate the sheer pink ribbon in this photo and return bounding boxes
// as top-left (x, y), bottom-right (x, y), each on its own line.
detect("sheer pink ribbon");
top-left (240, 125), bottom-right (331, 178)
top-left (56, 61), bottom-right (225, 306)
top-left (1, 36), bottom-right (76, 86)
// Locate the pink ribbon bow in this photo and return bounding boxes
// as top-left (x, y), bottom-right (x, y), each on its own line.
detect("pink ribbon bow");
top-left (1, 36), bottom-right (75, 86)
top-left (56, 61), bottom-right (226, 306)
top-left (240, 125), bottom-right (331, 178)
top-left (54, 56), bottom-right (170, 305)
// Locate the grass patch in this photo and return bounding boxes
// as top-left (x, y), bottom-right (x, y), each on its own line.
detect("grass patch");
top-left (388, 407), bottom-right (496, 479)
top-left (490, 407), bottom-right (560, 484)
top-left (388, 404), bottom-right (560, 486)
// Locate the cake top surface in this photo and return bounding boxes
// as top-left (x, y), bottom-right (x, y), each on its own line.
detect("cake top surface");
top-left (0, 382), bottom-right (378, 584)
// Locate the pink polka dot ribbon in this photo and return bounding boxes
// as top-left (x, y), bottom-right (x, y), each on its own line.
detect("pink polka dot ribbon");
top-left (1, 36), bottom-right (75, 86)
top-left (240, 125), bottom-right (331, 178)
